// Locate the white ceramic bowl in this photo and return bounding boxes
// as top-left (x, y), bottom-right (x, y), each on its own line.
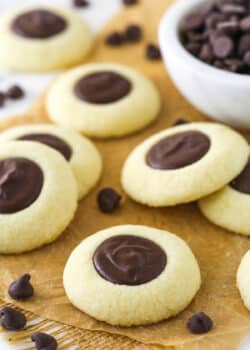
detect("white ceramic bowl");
top-left (159, 0), bottom-right (250, 130)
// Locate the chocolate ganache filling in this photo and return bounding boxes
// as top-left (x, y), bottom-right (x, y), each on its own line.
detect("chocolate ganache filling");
top-left (74, 71), bottom-right (132, 104)
top-left (11, 9), bottom-right (67, 39)
top-left (230, 158), bottom-right (250, 194)
top-left (17, 133), bottom-right (72, 161)
top-left (93, 235), bottom-right (167, 285)
top-left (146, 131), bottom-right (210, 170)
top-left (0, 158), bottom-right (43, 214)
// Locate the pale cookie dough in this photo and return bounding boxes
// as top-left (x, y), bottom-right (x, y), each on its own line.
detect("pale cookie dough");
top-left (122, 122), bottom-right (249, 207)
top-left (237, 250), bottom-right (250, 310)
top-left (63, 225), bottom-right (201, 326)
top-left (0, 141), bottom-right (77, 254)
top-left (0, 124), bottom-right (102, 200)
top-left (0, 6), bottom-right (93, 72)
top-left (199, 157), bottom-right (250, 235)
top-left (46, 63), bottom-right (161, 138)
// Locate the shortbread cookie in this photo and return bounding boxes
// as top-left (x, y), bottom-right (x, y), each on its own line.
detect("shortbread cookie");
top-left (0, 6), bottom-right (93, 72)
top-left (0, 141), bottom-right (77, 254)
top-left (63, 225), bottom-right (201, 326)
top-left (237, 250), bottom-right (250, 310)
top-left (0, 124), bottom-right (102, 200)
top-left (121, 122), bottom-right (249, 207)
top-left (46, 63), bottom-right (161, 138)
top-left (199, 157), bottom-right (250, 235)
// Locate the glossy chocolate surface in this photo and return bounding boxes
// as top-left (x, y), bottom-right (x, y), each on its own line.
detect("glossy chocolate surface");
top-left (0, 158), bottom-right (43, 214)
top-left (74, 71), bottom-right (132, 104)
top-left (146, 131), bottom-right (210, 170)
top-left (11, 9), bottom-right (67, 39)
top-left (93, 235), bottom-right (167, 285)
top-left (18, 133), bottom-right (72, 161)
top-left (230, 158), bottom-right (250, 194)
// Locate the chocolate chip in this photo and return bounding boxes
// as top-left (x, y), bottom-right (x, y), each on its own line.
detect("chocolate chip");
top-left (8, 273), bottom-right (34, 300)
top-left (73, 0), bottom-right (90, 7)
top-left (172, 118), bottom-right (188, 126)
top-left (244, 50), bottom-right (250, 64)
top-left (0, 307), bottom-right (26, 330)
top-left (214, 59), bottom-right (226, 69)
top-left (199, 2), bottom-right (216, 17)
top-left (125, 24), bottom-right (142, 42)
top-left (122, 0), bottom-right (138, 5)
top-left (187, 312), bottom-right (213, 334)
top-left (207, 29), bottom-right (221, 45)
top-left (186, 31), bottom-right (205, 43)
top-left (146, 43), bottom-right (161, 60)
top-left (216, 20), bottom-right (240, 35)
top-left (240, 16), bottom-right (250, 31)
top-left (199, 43), bottom-right (214, 62)
top-left (220, 4), bottom-right (245, 15)
top-left (212, 35), bottom-right (234, 58)
top-left (238, 33), bottom-right (250, 55)
top-left (246, 0), bottom-right (250, 13)
top-left (106, 32), bottom-right (124, 46)
top-left (182, 13), bottom-right (204, 31)
top-left (186, 42), bottom-right (201, 56)
top-left (0, 93), bottom-right (5, 107)
top-left (97, 188), bottom-right (121, 213)
top-left (205, 13), bottom-right (225, 29)
top-left (224, 58), bottom-right (245, 72)
top-left (6, 85), bottom-right (24, 99)
top-left (31, 332), bottom-right (57, 350)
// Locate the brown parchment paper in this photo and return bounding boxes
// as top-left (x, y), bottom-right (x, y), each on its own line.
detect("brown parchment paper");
top-left (0, 300), bottom-right (162, 350)
top-left (0, 0), bottom-right (250, 349)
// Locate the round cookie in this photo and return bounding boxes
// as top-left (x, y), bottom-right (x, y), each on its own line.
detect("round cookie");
top-left (199, 156), bottom-right (250, 235)
top-left (237, 250), bottom-right (250, 310)
top-left (63, 225), bottom-right (201, 326)
top-left (46, 63), bottom-right (161, 138)
top-left (0, 124), bottom-right (102, 200)
top-left (0, 141), bottom-right (77, 254)
top-left (0, 6), bottom-right (93, 72)
top-left (121, 122), bottom-right (249, 207)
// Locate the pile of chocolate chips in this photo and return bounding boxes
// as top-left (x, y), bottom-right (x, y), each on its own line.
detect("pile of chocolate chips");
top-left (180, 0), bottom-right (250, 74)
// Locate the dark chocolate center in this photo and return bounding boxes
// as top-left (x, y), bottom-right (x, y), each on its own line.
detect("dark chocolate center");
top-left (74, 71), bottom-right (132, 104)
top-left (146, 131), bottom-right (210, 170)
top-left (0, 158), bottom-right (43, 214)
top-left (93, 235), bottom-right (167, 285)
top-left (230, 158), bottom-right (250, 194)
top-left (11, 9), bottom-right (67, 39)
top-left (17, 133), bottom-right (72, 161)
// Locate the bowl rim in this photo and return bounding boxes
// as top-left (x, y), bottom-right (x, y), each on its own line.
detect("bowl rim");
top-left (158, 0), bottom-right (250, 86)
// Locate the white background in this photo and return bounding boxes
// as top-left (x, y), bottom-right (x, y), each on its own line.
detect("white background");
top-left (0, 0), bottom-right (249, 349)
